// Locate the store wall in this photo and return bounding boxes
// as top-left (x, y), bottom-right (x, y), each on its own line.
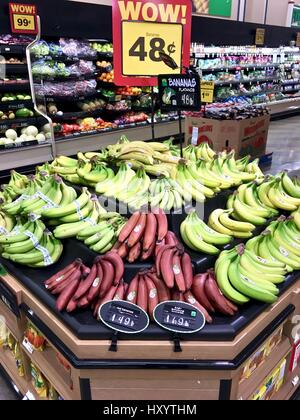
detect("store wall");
top-left (69, 0), bottom-right (292, 27)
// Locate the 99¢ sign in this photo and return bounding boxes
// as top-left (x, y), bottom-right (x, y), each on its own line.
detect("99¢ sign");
top-left (113, 0), bottom-right (192, 86)
top-left (9, 3), bottom-right (38, 34)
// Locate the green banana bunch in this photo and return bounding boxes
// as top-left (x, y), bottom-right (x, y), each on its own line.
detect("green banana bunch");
top-left (183, 145), bottom-right (197, 161)
top-left (0, 211), bottom-right (15, 234)
top-left (235, 155), bottom-right (250, 172)
top-left (2, 229), bottom-right (63, 267)
top-left (7, 170), bottom-right (29, 196)
top-left (245, 159), bottom-right (265, 183)
top-left (255, 218), bottom-right (300, 272)
top-left (42, 186), bottom-right (89, 219)
top-left (181, 210), bottom-right (232, 254)
top-left (215, 243), bottom-right (281, 305)
top-left (0, 219), bottom-right (45, 255)
top-left (1, 175), bottom-right (46, 215)
top-left (82, 215), bottom-right (126, 254)
top-left (267, 177), bottom-right (300, 211)
top-left (52, 195), bottom-right (105, 239)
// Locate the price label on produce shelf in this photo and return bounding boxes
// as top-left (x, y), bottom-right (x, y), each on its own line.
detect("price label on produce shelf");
top-left (255, 28), bottom-right (265, 46)
top-left (158, 73), bottom-right (201, 110)
top-left (9, 3), bottom-right (38, 34)
top-left (200, 80), bottom-right (215, 104)
top-left (122, 21), bottom-right (183, 77)
top-left (153, 301), bottom-right (206, 334)
top-left (22, 337), bottom-right (34, 354)
top-left (99, 300), bottom-right (149, 334)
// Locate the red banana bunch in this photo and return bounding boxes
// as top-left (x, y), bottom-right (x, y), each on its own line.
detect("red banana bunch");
top-left (192, 270), bottom-right (239, 317)
top-left (115, 209), bottom-right (168, 262)
top-left (45, 251), bottom-right (125, 315)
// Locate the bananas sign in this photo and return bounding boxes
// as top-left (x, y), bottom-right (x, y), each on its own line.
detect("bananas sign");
top-left (112, 0), bottom-right (192, 86)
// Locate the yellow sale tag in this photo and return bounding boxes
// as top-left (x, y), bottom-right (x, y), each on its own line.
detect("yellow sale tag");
top-left (255, 28), bottom-right (265, 46)
top-left (122, 21), bottom-right (183, 77)
top-left (13, 14), bottom-right (36, 31)
top-left (200, 81), bottom-right (214, 103)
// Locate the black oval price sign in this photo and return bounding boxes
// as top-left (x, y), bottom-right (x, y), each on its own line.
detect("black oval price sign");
top-left (99, 300), bottom-right (149, 334)
top-left (153, 301), bottom-right (205, 334)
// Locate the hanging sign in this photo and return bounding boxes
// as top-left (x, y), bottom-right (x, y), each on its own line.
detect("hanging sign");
top-left (99, 300), bottom-right (149, 334)
top-left (113, 0), bottom-right (192, 86)
top-left (153, 301), bottom-right (206, 334)
top-left (158, 74), bottom-right (201, 110)
top-left (9, 3), bottom-right (38, 34)
top-left (200, 80), bottom-right (215, 103)
top-left (255, 28), bottom-right (265, 46)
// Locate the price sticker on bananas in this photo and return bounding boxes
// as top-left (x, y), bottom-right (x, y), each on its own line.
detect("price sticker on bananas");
top-left (99, 301), bottom-right (149, 334)
top-left (153, 301), bottom-right (206, 334)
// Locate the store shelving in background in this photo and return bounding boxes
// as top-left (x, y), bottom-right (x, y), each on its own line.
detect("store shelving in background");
top-left (191, 44), bottom-right (300, 115)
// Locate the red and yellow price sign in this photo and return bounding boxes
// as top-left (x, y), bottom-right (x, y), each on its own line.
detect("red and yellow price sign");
top-left (122, 21), bottom-right (183, 76)
top-left (113, 0), bottom-right (192, 86)
top-left (9, 3), bottom-right (38, 34)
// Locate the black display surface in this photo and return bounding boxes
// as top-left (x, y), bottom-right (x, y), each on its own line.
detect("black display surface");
top-left (0, 238), bottom-right (298, 342)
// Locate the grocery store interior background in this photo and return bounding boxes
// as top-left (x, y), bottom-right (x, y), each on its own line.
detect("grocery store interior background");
top-left (0, 0), bottom-right (300, 401)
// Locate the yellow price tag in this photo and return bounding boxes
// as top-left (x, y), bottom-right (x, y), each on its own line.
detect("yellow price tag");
top-left (122, 21), bottom-right (183, 76)
top-left (255, 28), bottom-right (265, 46)
top-left (200, 81), bottom-right (214, 103)
top-left (13, 14), bottom-right (36, 31)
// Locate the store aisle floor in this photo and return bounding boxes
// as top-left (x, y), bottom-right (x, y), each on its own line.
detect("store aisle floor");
top-left (266, 116), bottom-right (300, 173)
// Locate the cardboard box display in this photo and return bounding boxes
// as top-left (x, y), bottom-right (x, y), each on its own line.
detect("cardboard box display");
top-left (185, 114), bottom-right (270, 159)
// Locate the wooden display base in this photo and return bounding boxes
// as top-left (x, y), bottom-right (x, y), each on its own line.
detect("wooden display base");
top-left (0, 270), bottom-right (299, 400)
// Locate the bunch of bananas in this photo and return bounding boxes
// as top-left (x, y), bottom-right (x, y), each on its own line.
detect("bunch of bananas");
top-left (181, 211), bottom-right (232, 255)
top-left (188, 142), bottom-right (216, 162)
top-left (148, 177), bottom-right (186, 211)
top-left (76, 212), bottom-right (126, 253)
top-left (245, 158), bottom-right (265, 183)
top-left (257, 172), bottom-right (300, 212)
top-left (0, 211), bottom-right (15, 234)
top-left (209, 208), bottom-right (256, 239)
top-left (176, 160), bottom-right (214, 202)
top-left (107, 139), bottom-right (180, 178)
top-left (95, 162), bottom-right (135, 197)
top-left (2, 176), bottom-right (77, 217)
top-left (116, 167), bottom-right (150, 208)
top-left (0, 218), bottom-right (63, 267)
top-left (248, 217), bottom-right (300, 272)
top-left (222, 181), bottom-right (279, 231)
top-left (0, 171), bottom-right (29, 206)
top-left (50, 194), bottom-right (107, 239)
top-left (215, 216), bottom-right (300, 305)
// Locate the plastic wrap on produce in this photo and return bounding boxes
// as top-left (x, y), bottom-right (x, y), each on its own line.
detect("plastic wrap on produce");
top-left (35, 79), bottom-right (97, 98)
top-left (59, 38), bottom-right (96, 58)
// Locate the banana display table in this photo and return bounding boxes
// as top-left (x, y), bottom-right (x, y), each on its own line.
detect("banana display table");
top-left (0, 257), bottom-right (299, 401)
